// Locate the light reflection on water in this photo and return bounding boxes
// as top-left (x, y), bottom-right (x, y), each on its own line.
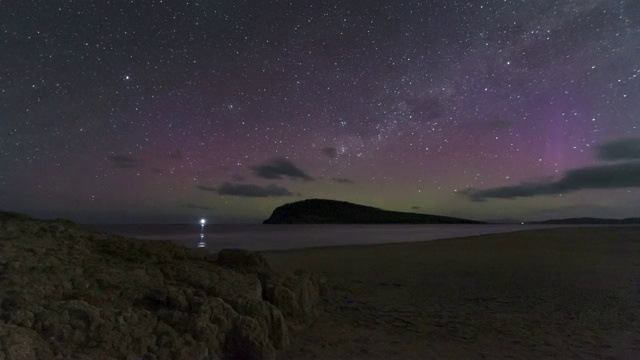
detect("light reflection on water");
top-left (91, 224), bottom-right (587, 252)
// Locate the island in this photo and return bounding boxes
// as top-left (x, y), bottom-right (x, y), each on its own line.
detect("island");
top-left (263, 199), bottom-right (484, 224)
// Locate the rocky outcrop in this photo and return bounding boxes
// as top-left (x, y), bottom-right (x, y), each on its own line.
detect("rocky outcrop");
top-left (0, 212), bottom-right (325, 360)
top-left (260, 272), bottom-right (327, 326)
top-left (263, 199), bottom-right (485, 224)
top-left (215, 249), bottom-right (272, 273)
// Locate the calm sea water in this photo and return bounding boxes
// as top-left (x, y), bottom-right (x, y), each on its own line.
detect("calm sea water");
top-left (89, 224), bottom-right (577, 252)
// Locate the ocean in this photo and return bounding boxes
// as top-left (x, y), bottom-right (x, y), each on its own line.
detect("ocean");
top-left (88, 224), bottom-right (579, 252)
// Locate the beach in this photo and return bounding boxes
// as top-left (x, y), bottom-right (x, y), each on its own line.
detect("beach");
top-left (3, 213), bottom-right (640, 359)
top-left (263, 227), bottom-right (640, 359)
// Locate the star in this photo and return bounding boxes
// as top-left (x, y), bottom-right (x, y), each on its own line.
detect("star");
top-left (0, 0), bottom-right (638, 223)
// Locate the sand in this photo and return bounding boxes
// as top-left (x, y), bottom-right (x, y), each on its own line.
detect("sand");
top-left (263, 227), bottom-right (640, 359)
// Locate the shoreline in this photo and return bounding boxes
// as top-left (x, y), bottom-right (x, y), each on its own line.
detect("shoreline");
top-left (89, 224), bottom-right (635, 252)
top-left (260, 225), bottom-right (640, 253)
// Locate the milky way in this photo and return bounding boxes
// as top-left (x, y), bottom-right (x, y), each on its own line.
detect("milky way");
top-left (1, 1), bottom-right (639, 223)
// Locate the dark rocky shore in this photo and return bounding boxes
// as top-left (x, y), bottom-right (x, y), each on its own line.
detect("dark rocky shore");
top-left (0, 212), bottom-right (325, 360)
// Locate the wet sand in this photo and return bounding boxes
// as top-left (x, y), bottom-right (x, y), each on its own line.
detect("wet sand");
top-left (263, 227), bottom-right (640, 359)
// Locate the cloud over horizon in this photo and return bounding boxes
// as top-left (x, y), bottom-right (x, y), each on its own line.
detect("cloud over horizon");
top-left (463, 138), bottom-right (640, 201)
top-left (251, 158), bottom-right (314, 181)
top-left (463, 161), bottom-right (640, 201)
top-left (597, 138), bottom-right (640, 161)
top-left (198, 182), bottom-right (293, 197)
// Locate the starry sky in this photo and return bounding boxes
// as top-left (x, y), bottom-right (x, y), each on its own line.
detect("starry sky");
top-left (1, 0), bottom-right (640, 223)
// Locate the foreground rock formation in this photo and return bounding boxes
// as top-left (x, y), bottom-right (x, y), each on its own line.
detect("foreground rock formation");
top-left (0, 212), bottom-right (325, 360)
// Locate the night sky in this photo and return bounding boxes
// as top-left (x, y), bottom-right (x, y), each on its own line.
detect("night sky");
top-left (1, 1), bottom-right (640, 223)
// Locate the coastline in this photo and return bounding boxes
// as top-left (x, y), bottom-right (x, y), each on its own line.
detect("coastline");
top-left (4, 211), bottom-right (640, 359)
top-left (88, 223), bottom-right (605, 252)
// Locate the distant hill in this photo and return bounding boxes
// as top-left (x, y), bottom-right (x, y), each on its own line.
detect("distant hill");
top-left (263, 199), bottom-right (484, 224)
top-left (535, 217), bottom-right (640, 225)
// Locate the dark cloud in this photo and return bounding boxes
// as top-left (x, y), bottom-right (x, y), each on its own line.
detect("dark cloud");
top-left (463, 161), bottom-right (640, 201)
top-left (151, 167), bottom-right (163, 174)
top-left (321, 147), bottom-right (338, 159)
top-left (185, 203), bottom-right (215, 210)
top-left (332, 177), bottom-right (354, 184)
top-left (597, 138), bottom-right (640, 161)
top-left (251, 158), bottom-right (313, 181)
top-left (168, 150), bottom-right (183, 159)
top-left (107, 155), bottom-right (140, 168)
top-left (198, 182), bottom-right (293, 197)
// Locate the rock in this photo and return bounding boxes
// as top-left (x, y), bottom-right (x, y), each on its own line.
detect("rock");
top-left (227, 316), bottom-right (276, 360)
top-left (187, 312), bottom-right (220, 349)
top-left (0, 324), bottom-right (53, 360)
top-left (264, 285), bottom-right (299, 318)
top-left (229, 298), bottom-right (289, 349)
top-left (200, 297), bottom-right (238, 336)
top-left (287, 276), bottom-right (321, 321)
top-left (170, 336), bottom-right (208, 360)
top-left (59, 300), bottom-right (103, 332)
top-left (0, 211), bottom-right (326, 360)
top-left (211, 271), bottom-right (263, 302)
top-left (262, 272), bottom-right (325, 324)
top-left (158, 263), bottom-right (263, 302)
top-left (215, 249), bottom-right (272, 272)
